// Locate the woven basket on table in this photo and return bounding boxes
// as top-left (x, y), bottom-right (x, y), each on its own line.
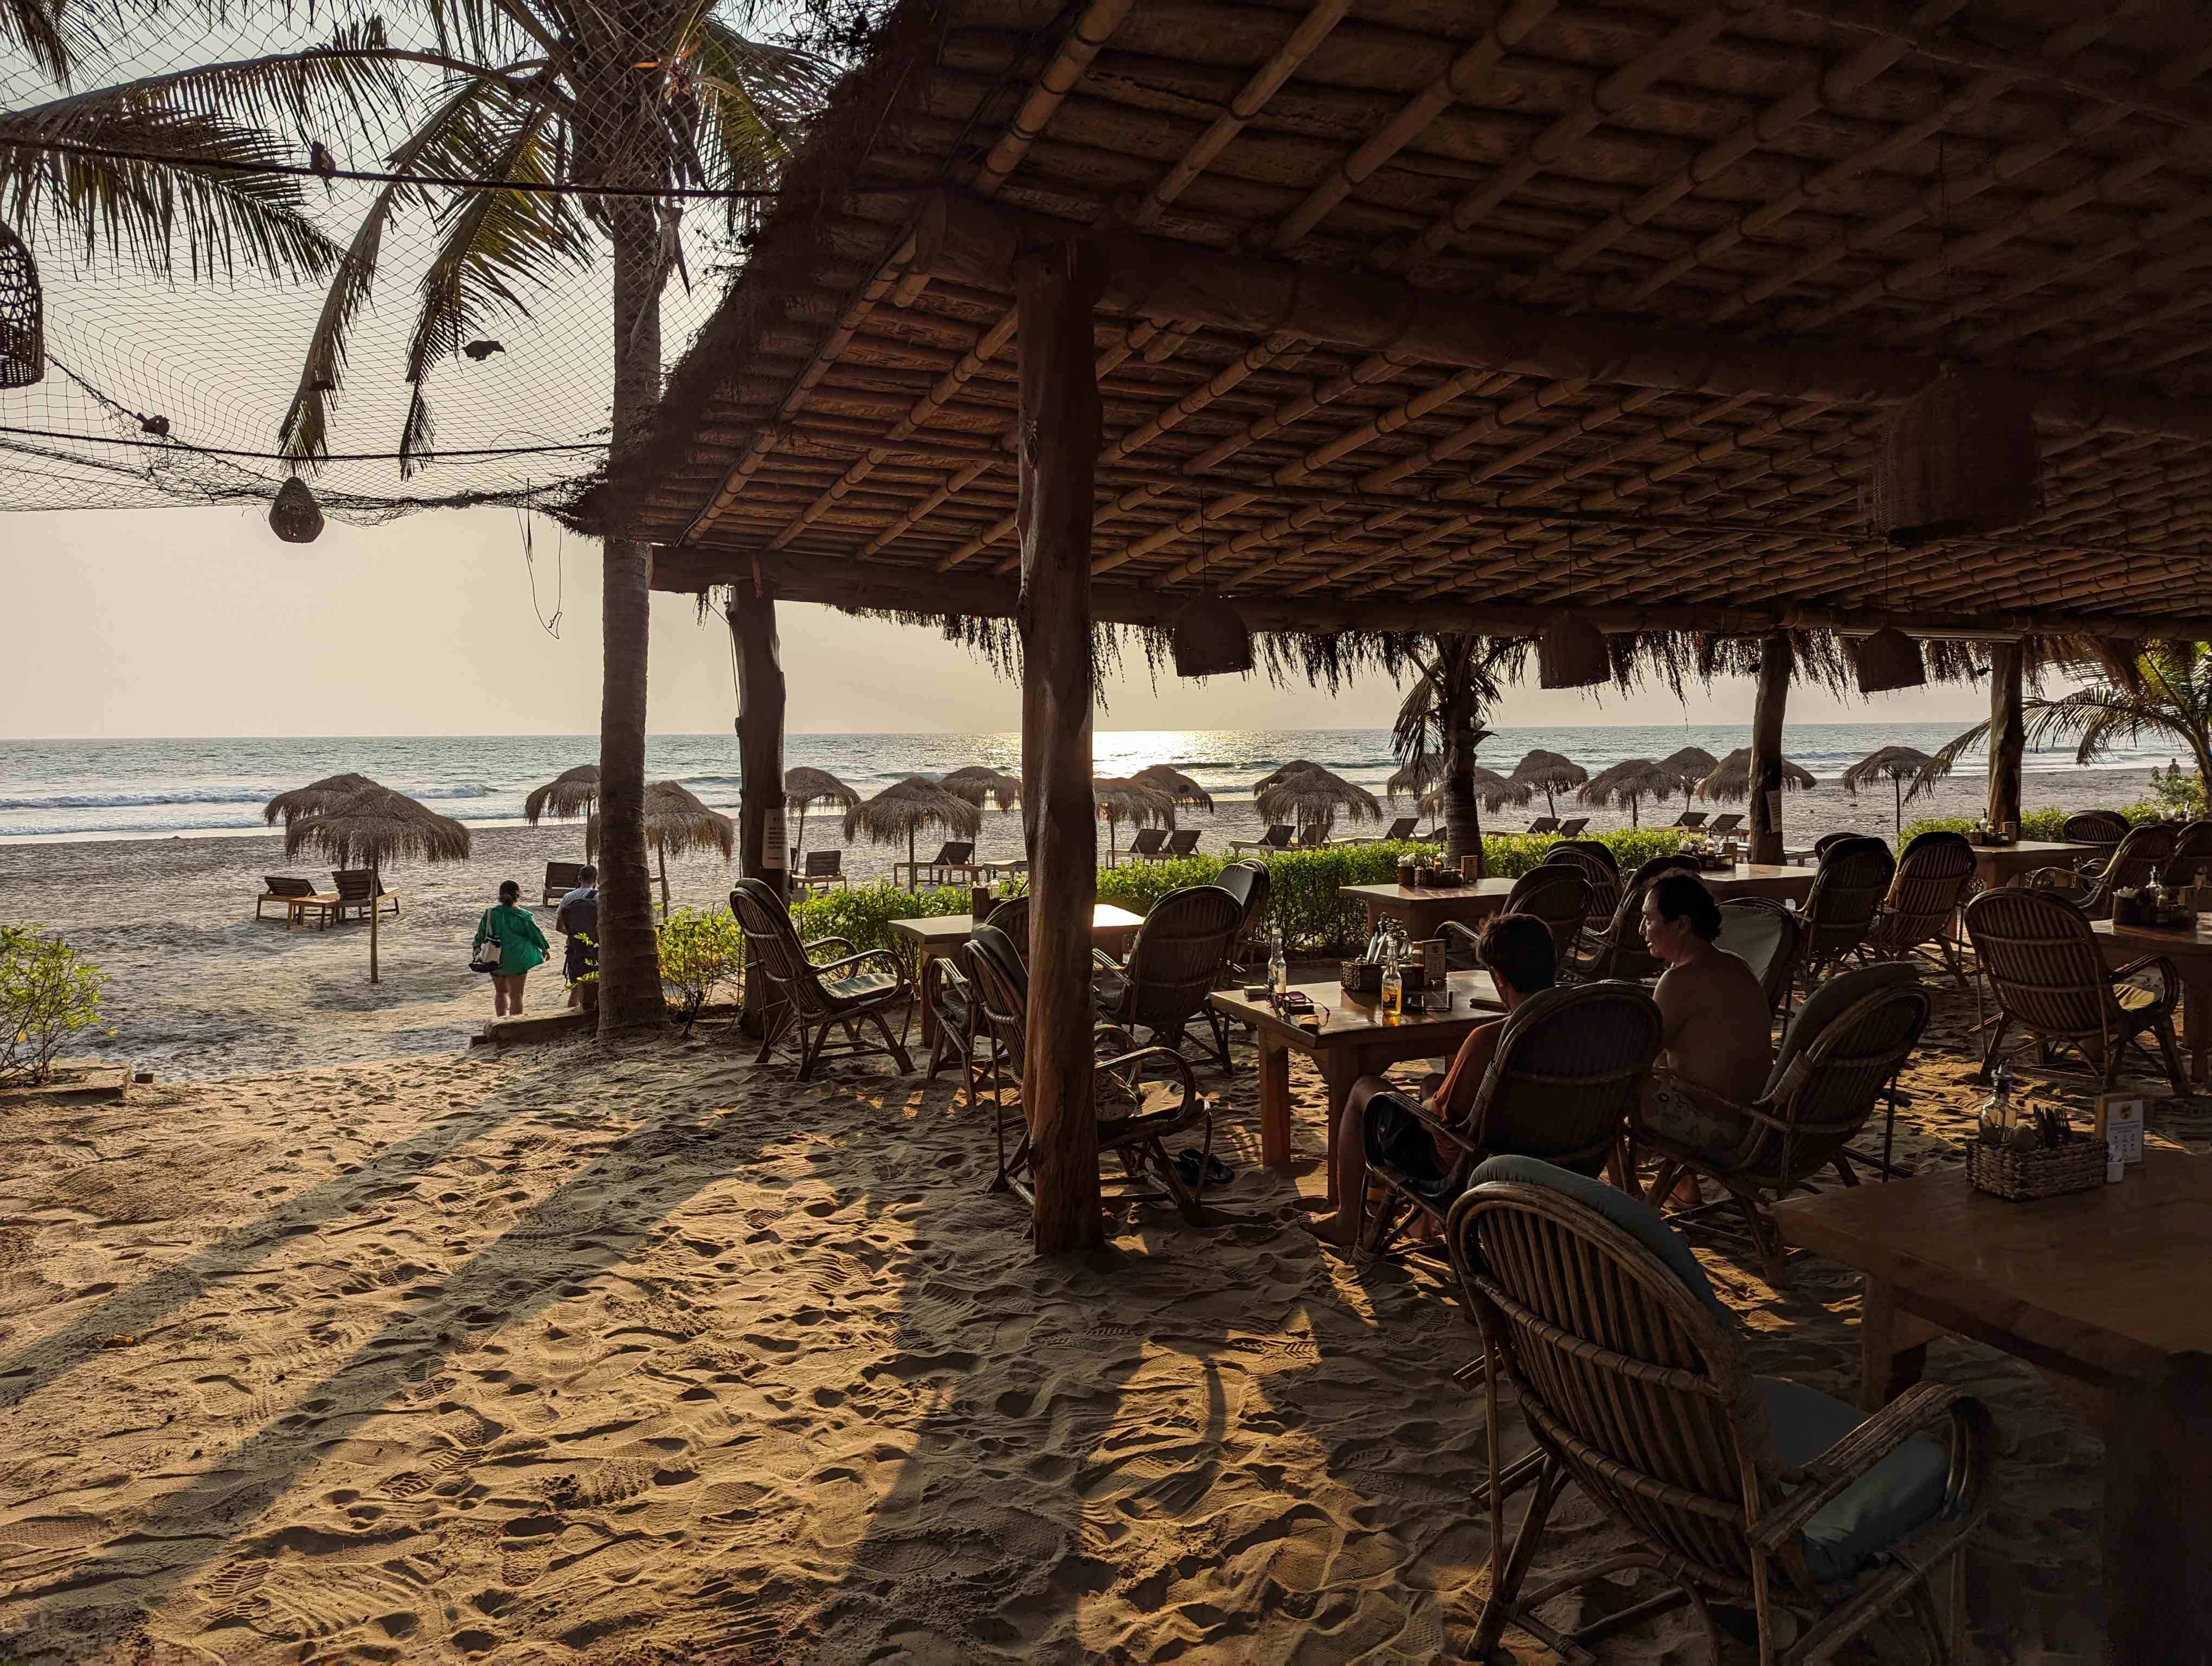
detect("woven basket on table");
top-left (1963, 1135), bottom-right (2106, 1201)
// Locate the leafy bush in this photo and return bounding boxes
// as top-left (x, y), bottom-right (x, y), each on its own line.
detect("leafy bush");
top-left (0, 925), bottom-right (108, 1087)
top-left (2129, 764), bottom-right (2206, 821)
top-left (1901, 808), bottom-right (2106, 844)
top-left (789, 882), bottom-right (973, 969)
top-left (656, 909), bottom-right (746, 1031)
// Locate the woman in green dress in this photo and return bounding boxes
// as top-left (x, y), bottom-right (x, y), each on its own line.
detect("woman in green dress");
top-left (475, 879), bottom-right (550, 1017)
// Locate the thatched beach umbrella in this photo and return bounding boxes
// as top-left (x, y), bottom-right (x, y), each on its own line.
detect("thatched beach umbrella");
top-left (1252, 759), bottom-right (1332, 797)
top-left (784, 766), bottom-right (859, 856)
top-left (1842, 744), bottom-right (1940, 835)
top-left (845, 777), bottom-right (982, 890)
top-left (588, 781), bottom-right (734, 920)
top-left (1132, 763), bottom-right (1215, 812)
top-left (1509, 750), bottom-right (1588, 817)
top-left (1094, 777), bottom-right (1178, 865)
top-left (523, 763), bottom-right (599, 858)
top-left (263, 772), bottom-right (381, 828)
top-left (1412, 766), bottom-right (1529, 817)
top-left (283, 785), bottom-right (470, 984)
top-left (1655, 746), bottom-right (1720, 806)
top-left (1255, 765), bottom-right (1381, 837)
top-left (1696, 747), bottom-right (1818, 803)
top-left (1579, 758), bottom-right (1678, 828)
top-left (941, 765), bottom-right (1024, 811)
top-left (1386, 758), bottom-right (1437, 802)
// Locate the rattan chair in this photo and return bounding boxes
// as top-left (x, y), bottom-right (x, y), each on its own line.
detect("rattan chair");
top-left (1215, 857), bottom-right (1272, 976)
top-left (1449, 1156), bottom-right (1993, 1664)
top-left (729, 879), bottom-right (914, 1080)
top-left (1358, 981), bottom-right (1662, 1263)
top-left (1542, 842), bottom-right (1621, 931)
top-left (2061, 809), bottom-right (2128, 848)
top-left (1446, 868), bottom-right (1589, 964)
top-left (1861, 830), bottom-right (1976, 991)
top-left (1577, 855), bottom-right (1703, 981)
top-left (1640, 963), bottom-right (1931, 1287)
top-left (2159, 818), bottom-right (2212, 887)
top-left (1792, 836), bottom-right (1894, 993)
top-left (1715, 896), bottom-right (1804, 1018)
top-left (980, 893), bottom-right (1028, 952)
top-left (2030, 821), bottom-right (2175, 918)
top-left (1094, 885), bottom-right (1244, 1069)
top-left (1810, 830), bottom-right (1871, 861)
top-left (922, 949), bottom-right (996, 1103)
top-left (1963, 886), bottom-right (2189, 1095)
top-left (967, 924), bottom-right (1211, 1224)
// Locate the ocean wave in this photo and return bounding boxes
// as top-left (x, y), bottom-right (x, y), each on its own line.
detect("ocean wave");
top-left (0, 789), bottom-right (276, 810)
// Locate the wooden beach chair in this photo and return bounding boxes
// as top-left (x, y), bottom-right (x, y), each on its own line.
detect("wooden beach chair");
top-left (1556, 816), bottom-right (1590, 837)
top-left (1705, 812), bottom-right (1744, 837)
top-left (1227, 824), bottom-right (1292, 855)
top-left (1093, 885), bottom-right (1244, 1069)
top-left (1524, 816), bottom-right (1559, 835)
top-left (1448, 1157), bottom-right (1992, 1663)
top-left (896, 841), bottom-right (978, 888)
top-left (729, 879), bottom-right (913, 1081)
top-left (1294, 823), bottom-right (1330, 847)
top-left (1964, 886), bottom-right (2190, 1097)
top-left (1640, 963), bottom-right (1930, 1287)
top-left (330, 869), bottom-right (398, 923)
top-left (1139, 828), bottom-right (1201, 863)
top-left (793, 848), bottom-right (850, 895)
top-left (967, 924), bottom-right (1211, 1225)
top-left (541, 860), bottom-right (588, 906)
top-left (1121, 826), bottom-right (1168, 865)
top-left (1669, 810), bottom-right (1707, 829)
top-left (1358, 981), bottom-right (1661, 1263)
top-left (1339, 815), bottom-right (1416, 845)
top-left (256, 875), bottom-right (336, 928)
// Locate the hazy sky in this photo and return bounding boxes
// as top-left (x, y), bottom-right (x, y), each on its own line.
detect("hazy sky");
top-left (3, 506), bottom-right (1999, 738)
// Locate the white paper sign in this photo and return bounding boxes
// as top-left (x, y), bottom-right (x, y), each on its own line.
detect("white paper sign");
top-left (2098, 1093), bottom-right (2145, 1165)
top-left (761, 807), bottom-right (787, 869)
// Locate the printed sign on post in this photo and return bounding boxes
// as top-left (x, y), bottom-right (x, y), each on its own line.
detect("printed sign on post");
top-left (1765, 788), bottom-right (1784, 830)
top-left (761, 807), bottom-right (787, 869)
top-left (2095, 1092), bottom-right (2146, 1165)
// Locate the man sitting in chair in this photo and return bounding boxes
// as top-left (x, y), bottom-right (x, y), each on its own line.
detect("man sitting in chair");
top-left (1304, 912), bottom-right (1556, 1248)
top-left (1638, 872), bottom-right (1773, 1206)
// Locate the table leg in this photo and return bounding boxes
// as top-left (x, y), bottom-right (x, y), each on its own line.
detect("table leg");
top-left (1257, 1032), bottom-right (1293, 1171)
top-left (1856, 1279), bottom-right (1929, 1415)
top-left (2099, 1356), bottom-right (2212, 1665)
top-left (2187, 974), bottom-right (2209, 1087)
top-left (1319, 1050), bottom-right (1366, 1209)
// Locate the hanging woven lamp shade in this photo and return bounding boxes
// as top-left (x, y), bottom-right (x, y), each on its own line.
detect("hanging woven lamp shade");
top-left (1854, 625), bottom-right (1927, 694)
top-left (269, 476), bottom-right (325, 544)
top-left (1874, 369), bottom-right (2039, 546)
top-left (1538, 616), bottom-right (1610, 689)
top-left (0, 220), bottom-right (43, 390)
top-left (1172, 595), bottom-right (1252, 678)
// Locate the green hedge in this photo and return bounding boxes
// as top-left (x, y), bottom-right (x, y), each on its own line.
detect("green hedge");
top-left (786, 827), bottom-right (1686, 959)
top-left (1900, 809), bottom-right (2074, 844)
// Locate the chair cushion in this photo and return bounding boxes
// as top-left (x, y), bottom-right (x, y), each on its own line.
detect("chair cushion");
top-left (823, 969), bottom-right (899, 1003)
top-left (2115, 982), bottom-right (2159, 1015)
top-left (1470, 1155), bottom-right (1729, 1324)
top-left (1758, 1377), bottom-right (1951, 1583)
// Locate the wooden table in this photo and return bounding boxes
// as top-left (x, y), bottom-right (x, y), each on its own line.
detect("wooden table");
top-left (1341, 878), bottom-right (1518, 940)
top-left (1697, 862), bottom-right (1816, 902)
top-left (1206, 971), bottom-right (1507, 1200)
top-left (886, 904), bottom-right (1144, 1047)
top-left (1967, 839), bottom-right (2102, 887)
top-left (2094, 914), bottom-right (2212, 1086)
top-left (1772, 1152), bottom-right (2212, 1664)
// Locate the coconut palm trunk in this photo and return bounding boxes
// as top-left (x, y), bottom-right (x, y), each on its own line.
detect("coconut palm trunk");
top-left (1436, 639), bottom-right (1483, 870)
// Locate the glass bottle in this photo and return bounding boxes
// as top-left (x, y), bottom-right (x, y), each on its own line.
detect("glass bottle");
top-left (1267, 922), bottom-right (1289, 1008)
top-left (1380, 938), bottom-right (1404, 1019)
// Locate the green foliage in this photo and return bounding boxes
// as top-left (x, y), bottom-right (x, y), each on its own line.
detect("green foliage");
top-left (1900, 809), bottom-right (2075, 843)
top-left (0, 925), bottom-right (108, 1088)
top-left (655, 909), bottom-right (745, 1030)
top-left (789, 882), bottom-right (973, 967)
top-left (2138, 764), bottom-right (2207, 818)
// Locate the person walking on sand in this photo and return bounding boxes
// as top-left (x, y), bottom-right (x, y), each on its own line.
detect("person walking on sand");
top-left (474, 880), bottom-right (550, 1018)
top-left (554, 863), bottom-right (599, 1008)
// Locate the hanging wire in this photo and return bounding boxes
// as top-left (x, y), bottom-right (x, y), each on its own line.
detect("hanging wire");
top-left (518, 497), bottom-right (563, 636)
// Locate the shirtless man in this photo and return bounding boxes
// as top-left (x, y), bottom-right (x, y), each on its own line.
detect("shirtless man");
top-left (1637, 872), bottom-right (1774, 1204)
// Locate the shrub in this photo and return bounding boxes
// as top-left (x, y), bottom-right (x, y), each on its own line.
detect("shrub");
top-left (0, 925), bottom-right (108, 1087)
top-left (1900, 809), bottom-right (2076, 844)
top-left (789, 882), bottom-right (973, 966)
top-left (656, 908), bottom-right (746, 1031)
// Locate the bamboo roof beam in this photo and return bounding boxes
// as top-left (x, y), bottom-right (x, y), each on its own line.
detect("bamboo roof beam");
top-left (975, 0), bottom-right (1137, 197)
top-left (1917, 209), bottom-right (2212, 349)
top-left (1266, 0), bottom-right (1558, 251)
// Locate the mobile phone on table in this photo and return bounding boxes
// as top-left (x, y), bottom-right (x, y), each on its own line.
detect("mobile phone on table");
top-left (1278, 991), bottom-right (1314, 1014)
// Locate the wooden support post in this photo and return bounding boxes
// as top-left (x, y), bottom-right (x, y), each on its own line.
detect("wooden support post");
top-left (1987, 640), bottom-right (2024, 832)
top-left (1015, 236), bottom-right (1105, 1256)
top-left (1750, 630), bottom-right (1792, 866)
top-left (728, 585), bottom-right (787, 1034)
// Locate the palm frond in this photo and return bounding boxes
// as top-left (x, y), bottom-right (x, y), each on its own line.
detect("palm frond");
top-left (2018, 687), bottom-right (2192, 764)
top-left (686, 20), bottom-right (833, 230)
top-left (1, 0), bottom-right (85, 85)
top-left (1911, 719), bottom-right (1990, 796)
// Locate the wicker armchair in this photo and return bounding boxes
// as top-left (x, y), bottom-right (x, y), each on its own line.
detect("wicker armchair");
top-left (1715, 896), bottom-right (1804, 1017)
top-left (1963, 886), bottom-right (2189, 1095)
top-left (1793, 835), bottom-right (1894, 992)
top-left (1540, 841), bottom-right (1620, 926)
top-left (967, 924), bottom-right (1211, 1224)
top-left (2061, 809), bottom-right (2129, 848)
top-left (1094, 885), bottom-right (1244, 1068)
top-left (2028, 822), bottom-right (2174, 918)
top-left (1639, 963), bottom-right (1930, 1287)
top-left (922, 950), bottom-right (998, 1104)
top-left (1449, 1156), bottom-right (1994, 1664)
top-left (2159, 818), bottom-right (2212, 887)
top-left (1358, 981), bottom-right (1662, 1263)
top-left (1577, 854), bottom-right (1703, 981)
top-left (1860, 830), bottom-right (1976, 990)
top-left (980, 893), bottom-right (1028, 953)
top-left (1446, 867), bottom-right (1589, 965)
top-left (729, 879), bottom-right (914, 1080)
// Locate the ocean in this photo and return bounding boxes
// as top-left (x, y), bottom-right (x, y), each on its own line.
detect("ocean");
top-left (0, 725), bottom-right (2167, 844)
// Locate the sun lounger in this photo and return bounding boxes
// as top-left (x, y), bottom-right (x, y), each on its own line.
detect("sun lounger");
top-left (1525, 816), bottom-right (1559, 835)
top-left (542, 860), bottom-right (589, 906)
top-left (330, 869), bottom-right (399, 923)
top-left (793, 849), bottom-right (850, 895)
top-left (1669, 810), bottom-right (1707, 829)
top-left (256, 875), bottom-right (337, 928)
top-left (1705, 812), bottom-right (1743, 836)
top-left (1337, 815), bottom-right (1417, 846)
top-left (1139, 828), bottom-right (1201, 862)
top-left (895, 842), bottom-right (979, 888)
top-left (1556, 817), bottom-right (1589, 837)
top-left (1121, 826), bottom-right (1168, 866)
top-left (1227, 824), bottom-right (1293, 855)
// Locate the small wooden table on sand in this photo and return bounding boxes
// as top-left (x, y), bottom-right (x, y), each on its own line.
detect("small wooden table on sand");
top-left (885, 903), bottom-right (1144, 1047)
top-left (1967, 839), bottom-right (2103, 887)
top-left (2094, 914), bottom-right (2212, 1086)
top-left (1772, 1152), bottom-right (2212, 1664)
top-left (1206, 971), bottom-right (1507, 1202)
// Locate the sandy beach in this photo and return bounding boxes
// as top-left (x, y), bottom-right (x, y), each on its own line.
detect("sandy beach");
top-left (0, 970), bottom-right (2177, 1663)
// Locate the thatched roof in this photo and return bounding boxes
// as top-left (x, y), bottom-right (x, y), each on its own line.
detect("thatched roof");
top-left (263, 773), bottom-right (381, 828)
top-left (1405, 762), bottom-right (1528, 813)
top-left (941, 765), bottom-right (1023, 810)
top-left (844, 776), bottom-right (982, 845)
top-left (1131, 764), bottom-right (1215, 811)
top-left (1842, 746), bottom-right (1940, 796)
top-left (614, 0), bottom-right (2212, 656)
top-left (1256, 766), bottom-right (1380, 829)
top-left (588, 781), bottom-right (735, 863)
top-left (785, 766), bottom-right (860, 812)
top-left (1252, 760), bottom-right (1334, 798)
top-left (1579, 758), bottom-right (1677, 811)
top-left (1696, 748), bottom-right (1818, 803)
top-left (1655, 747), bottom-right (1721, 792)
top-left (524, 764), bottom-right (600, 825)
top-left (1509, 751), bottom-right (1588, 794)
top-left (1093, 778), bottom-right (1178, 828)
top-left (282, 786), bottom-right (472, 868)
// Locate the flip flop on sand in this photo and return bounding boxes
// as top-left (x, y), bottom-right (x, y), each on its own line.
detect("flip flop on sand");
top-left (1173, 1149), bottom-right (1233, 1189)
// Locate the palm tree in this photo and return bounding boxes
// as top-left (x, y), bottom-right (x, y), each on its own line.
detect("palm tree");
top-left (264, 5), bottom-right (829, 1031)
top-left (1917, 643), bottom-right (2212, 808)
top-left (1390, 636), bottom-right (1526, 866)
